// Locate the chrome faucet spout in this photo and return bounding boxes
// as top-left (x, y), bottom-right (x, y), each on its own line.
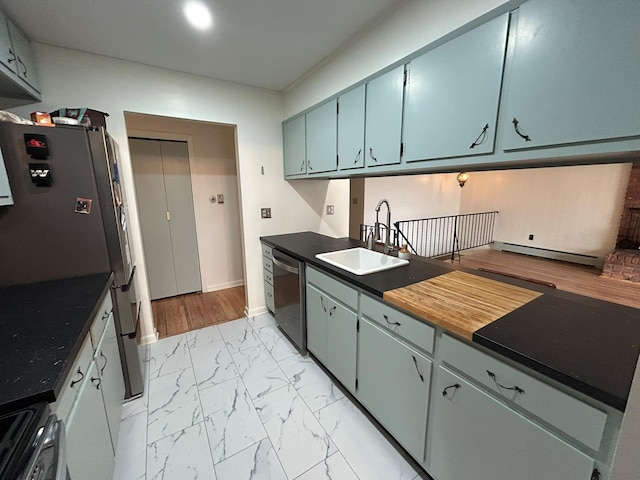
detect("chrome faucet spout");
top-left (374, 199), bottom-right (393, 254)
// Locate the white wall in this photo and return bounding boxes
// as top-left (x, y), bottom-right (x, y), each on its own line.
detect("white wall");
top-left (125, 113), bottom-right (244, 293)
top-left (11, 44), bottom-right (348, 343)
top-left (460, 164), bottom-right (631, 257)
top-left (360, 164), bottom-right (630, 259)
top-left (363, 173), bottom-right (461, 225)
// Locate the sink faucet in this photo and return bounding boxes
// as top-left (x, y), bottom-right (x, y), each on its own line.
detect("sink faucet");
top-left (374, 199), bottom-right (393, 254)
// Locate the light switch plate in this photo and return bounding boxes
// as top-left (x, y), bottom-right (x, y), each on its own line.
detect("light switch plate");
top-left (261, 208), bottom-right (271, 219)
top-left (217, 194), bottom-right (224, 204)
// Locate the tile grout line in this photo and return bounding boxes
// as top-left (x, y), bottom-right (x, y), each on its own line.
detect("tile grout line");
top-left (185, 327), bottom-right (219, 478)
top-left (218, 314), bottom-right (291, 478)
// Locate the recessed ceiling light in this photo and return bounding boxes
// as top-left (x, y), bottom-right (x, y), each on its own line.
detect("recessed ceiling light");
top-left (184, 1), bottom-right (213, 30)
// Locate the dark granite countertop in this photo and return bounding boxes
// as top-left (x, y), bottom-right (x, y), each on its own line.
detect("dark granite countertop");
top-left (261, 231), bottom-right (640, 411)
top-left (0, 273), bottom-right (113, 414)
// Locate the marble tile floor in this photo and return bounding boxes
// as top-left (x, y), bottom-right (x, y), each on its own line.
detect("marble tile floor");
top-left (112, 312), bottom-right (428, 480)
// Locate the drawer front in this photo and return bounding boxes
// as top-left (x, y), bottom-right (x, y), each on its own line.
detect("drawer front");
top-left (360, 294), bottom-right (434, 354)
top-left (306, 266), bottom-right (357, 309)
top-left (264, 281), bottom-right (274, 312)
top-left (263, 256), bottom-right (273, 273)
top-left (50, 334), bottom-right (94, 426)
top-left (440, 334), bottom-right (607, 451)
top-left (264, 268), bottom-right (274, 286)
top-left (262, 244), bottom-right (273, 259)
top-left (90, 292), bottom-right (113, 349)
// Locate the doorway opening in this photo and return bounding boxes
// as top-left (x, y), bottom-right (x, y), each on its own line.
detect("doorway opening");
top-left (125, 112), bottom-right (246, 338)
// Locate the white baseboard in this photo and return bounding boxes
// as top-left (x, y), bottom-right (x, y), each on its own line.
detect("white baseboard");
top-left (139, 331), bottom-right (158, 345)
top-left (493, 242), bottom-right (604, 268)
top-left (246, 305), bottom-right (269, 317)
top-left (204, 279), bottom-right (245, 292)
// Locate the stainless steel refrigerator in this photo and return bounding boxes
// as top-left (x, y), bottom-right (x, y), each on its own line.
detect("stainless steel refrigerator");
top-left (0, 122), bottom-right (144, 399)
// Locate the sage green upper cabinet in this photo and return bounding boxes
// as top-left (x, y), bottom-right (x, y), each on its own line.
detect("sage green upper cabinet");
top-left (0, 12), bottom-right (41, 104)
top-left (501, 0), bottom-right (640, 151)
top-left (7, 19), bottom-right (39, 93)
top-left (337, 85), bottom-right (366, 170)
top-left (403, 13), bottom-right (509, 162)
top-left (283, 115), bottom-right (306, 177)
top-left (365, 65), bottom-right (404, 167)
top-left (305, 100), bottom-right (337, 174)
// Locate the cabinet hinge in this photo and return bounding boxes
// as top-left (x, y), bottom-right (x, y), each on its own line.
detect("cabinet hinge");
top-left (400, 143), bottom-right (405, 156)
top-left (337, 102), bottom-right (339, 115)
top-left (357, 320), bottom-right (360, 332)
top-left (591, 468), bottom-right (601, 480)
top-left (336, 154), bottom-right (339, 167)
top-left (355, 378), bottom-right (359, 391)
top-left (403, 69), bottom-right (409, 86)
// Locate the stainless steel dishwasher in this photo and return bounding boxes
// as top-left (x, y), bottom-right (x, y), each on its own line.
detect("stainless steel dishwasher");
top-left (272, 249), bottom-right (306, 353)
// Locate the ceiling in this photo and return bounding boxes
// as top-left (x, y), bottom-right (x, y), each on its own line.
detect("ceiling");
top-left (0, 0), bottom-right (404, 92)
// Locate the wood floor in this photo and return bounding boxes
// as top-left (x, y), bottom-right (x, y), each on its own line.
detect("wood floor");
top-left (152, 286), bottom-right (246, 339)
top-left (452, 249), bottom-right (640, 309)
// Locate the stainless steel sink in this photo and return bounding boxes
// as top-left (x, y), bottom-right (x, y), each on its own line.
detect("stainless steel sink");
top-left (315, 247), bottom-right (409, 275)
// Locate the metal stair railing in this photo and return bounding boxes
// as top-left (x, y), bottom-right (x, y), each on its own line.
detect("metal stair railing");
top-left (393, 211), bottom-right (498, 260)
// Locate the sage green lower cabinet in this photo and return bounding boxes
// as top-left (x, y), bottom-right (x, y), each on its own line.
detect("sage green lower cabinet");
top-left (357, 317), bottom-right (431, 461)
top-left (94, 314), bottom-right (125, 453)
top-left (306, 284), bottom-right (329, 364)
top-left (306, 267), bottom-right (358, 392)
top-left (66, 361), bottom-right (115, 480)
top-left (429, 366), bottom-right (597, 480)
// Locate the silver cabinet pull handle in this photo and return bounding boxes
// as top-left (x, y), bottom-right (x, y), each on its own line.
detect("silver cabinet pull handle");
top-left (442, 383), bottom-right (461, 398)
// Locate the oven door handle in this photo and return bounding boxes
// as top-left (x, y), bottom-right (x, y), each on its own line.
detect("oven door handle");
top-left (272, 256), bottom-right (299, 275)
top-left (22, 416), bottom-right (67, 480)
top-left (43, 418), bottom-right (67, 480)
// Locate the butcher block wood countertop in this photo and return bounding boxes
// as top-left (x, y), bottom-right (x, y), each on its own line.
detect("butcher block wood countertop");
top-left (383, 270), bottom-right (542, 340)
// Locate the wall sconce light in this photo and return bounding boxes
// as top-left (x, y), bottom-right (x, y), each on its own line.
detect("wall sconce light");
top-left (457, 172), bottom-right (470, 188)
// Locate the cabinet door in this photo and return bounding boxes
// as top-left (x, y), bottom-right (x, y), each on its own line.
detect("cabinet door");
top-left (0, 14), bottom-right (14, 74)
top-left (357, 318), bottom-right (431, 461)
top-left (306, 284), bottom-right (328, 364)
top-left (7, 20), bottom-right (39, 92)
top-left (283, 116), bottom-right (307, 177)
top-left (326, 300), bottom-right (357, 393)
top-left (501, 0), bottom-right (640, 150)
top-left (429, 367), bottom-right (596, 480)
top-left (306, 100), bottom-right (337, 174)
top-left (403, 13), bottom-right (508, 161)
top-left (66, 362), bottom-right (115, 480)
top-left (338, 85), bottom-right (365, 170)
top-left (365, 66), bottom-right (404, 167)
top-left (95, 315), bottom-right (125, 453)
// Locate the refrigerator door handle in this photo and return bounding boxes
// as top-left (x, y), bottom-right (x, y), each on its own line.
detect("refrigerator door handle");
top-left (112, 265), bottom-right (136, 292)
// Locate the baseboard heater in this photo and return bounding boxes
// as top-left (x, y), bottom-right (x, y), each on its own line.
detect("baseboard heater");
top-left (493, 242), bottom-right (604, 268)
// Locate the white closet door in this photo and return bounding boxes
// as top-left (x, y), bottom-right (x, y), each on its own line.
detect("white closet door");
top-left (159, 140), bottom-right (201, 296)
top-left (130, 138), bottom-right (201, 300)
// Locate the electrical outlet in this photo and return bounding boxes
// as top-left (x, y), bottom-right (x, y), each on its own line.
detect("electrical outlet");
top-left (261, 208), bottom-right (271, 219)
top-left (529, 234), bottom-right (534, 241)
top-left (326, 205), bottom-right (334, 215)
